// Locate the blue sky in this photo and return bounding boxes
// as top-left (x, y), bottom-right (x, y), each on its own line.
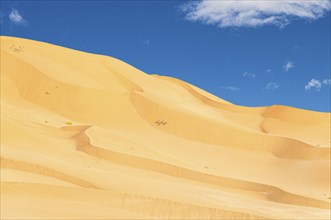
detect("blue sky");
top-left (1, 1), bottom-right (330, 112)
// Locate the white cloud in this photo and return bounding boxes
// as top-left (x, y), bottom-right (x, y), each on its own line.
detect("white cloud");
top-left (9, 8), bottom-right (27, 25)
top-left (220, 86), bottom-right (240, 91)
top-left (266, 69), bottom-right (272, 73)
top-left (323, 78), bottom-right (331, 85)
top-left (283, 61), bottom-right (294, 71)
top-left (243, 71), bottom-right (256, 78)
top-left (305, 79), bottom-right (322, 91)
top-left (181, 0), bottom-right (331, 28)
top-left (265, 82), bottom-right (279, 90)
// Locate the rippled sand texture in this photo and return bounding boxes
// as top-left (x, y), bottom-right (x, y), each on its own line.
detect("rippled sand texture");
top-left (1, 36), bottom-right (330, 219)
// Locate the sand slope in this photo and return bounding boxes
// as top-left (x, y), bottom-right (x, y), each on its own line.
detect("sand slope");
top-left (1, 36), bottom-right (330, 219)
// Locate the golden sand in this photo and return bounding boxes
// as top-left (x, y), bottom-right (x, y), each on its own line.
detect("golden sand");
top-left (1, 36), bottom-right (330, 219)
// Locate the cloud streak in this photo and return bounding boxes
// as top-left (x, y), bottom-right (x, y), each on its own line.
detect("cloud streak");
top-left (181, 0), bottom-right (331, 28)
top-left (305, 79), bottom-right (322, 91)
top-left (323, 79), bottom-right (331, 85)
top-left (220, 86), bottom-right (240, 92)
top-left (283, 61), bottom-right (294, 71)
top-left (305, 78), bottom-right (331, 91)
top-left (9, 8), bottom-right (27, 26)
top-left (265, 82), bottom-right (279, 90)
top-left (243, 72), bottom-right (256, 78)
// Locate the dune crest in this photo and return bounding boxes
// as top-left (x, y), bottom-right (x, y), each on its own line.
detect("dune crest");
top-left (1, 36), bottom-right (330, 219)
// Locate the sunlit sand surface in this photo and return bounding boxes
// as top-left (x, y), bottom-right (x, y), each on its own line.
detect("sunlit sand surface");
top-left (1, 36), bottom-right (330, 219)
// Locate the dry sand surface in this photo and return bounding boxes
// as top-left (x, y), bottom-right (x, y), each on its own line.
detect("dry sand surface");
top-left (1, 36), bottom-right (330, 219)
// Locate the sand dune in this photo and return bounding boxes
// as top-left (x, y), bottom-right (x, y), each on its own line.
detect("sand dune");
top-left (1, 36), bottom-right (330, 219)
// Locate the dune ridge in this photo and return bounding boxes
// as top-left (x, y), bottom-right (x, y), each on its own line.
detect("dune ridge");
top-left (1, 36), bottom-right (330, 219)
top-left (75, 125), bottom-right (330, 209)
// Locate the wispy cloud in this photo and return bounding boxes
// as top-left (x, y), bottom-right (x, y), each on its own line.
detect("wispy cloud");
top-left (265, 69), bottom-right (272, 73)
top-left (181, 0), bottom-right (331, 28)
top-left (265, 82), bottom-right (279, 90)
top-left (323, 78), bottom-right (331, 85)
top-left (305, 79), bottom-right (322, 91)
top-left (283, 61), bottom-right (294, 72)
top-left (9, 8), bottom-right (27, 26)
top-left (243, 72), bottom-right (256, 78)
top-left (220, 86), bottom-right (240, 92)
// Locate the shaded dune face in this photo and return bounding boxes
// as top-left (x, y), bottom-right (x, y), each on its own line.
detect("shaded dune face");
top-left (1, 36), bottom-right (330, 220)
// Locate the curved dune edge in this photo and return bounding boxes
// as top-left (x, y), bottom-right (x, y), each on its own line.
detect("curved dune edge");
top-left (130, 90), bottom-right (330, 161)
top-left (1, 36), bottom-right (330, 219)
top-left (154, 75), bottom-right (331, 150)
top-left (2, 124), bottom-right (329, 219)
top-left (72, 125), bottom-right (330, 210)
top-left (0, 157), bottom-right (99, 189)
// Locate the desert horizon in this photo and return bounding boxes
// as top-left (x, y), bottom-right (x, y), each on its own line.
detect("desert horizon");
top-left (1, 36), bottom-right (330, 219)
